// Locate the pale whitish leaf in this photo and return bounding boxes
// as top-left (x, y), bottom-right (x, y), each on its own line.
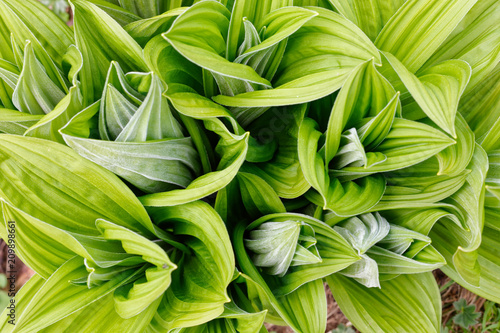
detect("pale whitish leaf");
top-left (61, 103), bottom-right (200, 193)
top-left (375, 0), bottom-right (478, 73)
top-left (334, 212), bottom-right (390, 255)
top-left (339, 254), bottom-right (380, 288)
top-left (328, 272), bottom-right (441, 333)
top-left (332, 118), bottom-right (456, 175)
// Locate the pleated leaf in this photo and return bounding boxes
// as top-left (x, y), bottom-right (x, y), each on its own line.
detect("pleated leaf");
top-left (213, 7), bottom-right (381, 107)
top-left (375, 0), bottom-right (478, 73)
top-left (328, 272), bottom-right (441, 333)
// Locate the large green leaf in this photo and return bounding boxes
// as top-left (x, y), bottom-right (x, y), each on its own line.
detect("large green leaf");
top-left (213, 6), bottom-right (381, 107)
top-left (71, 0), bottom-right (148, 105)
top-left (0, 135), bottom-right (156, 240)
top-left (383, 52), bottom-right (471, 137)
top-left (328, 0), bottom-right (406, 40)
top-left (25, 85), bottom-right (84, 144)
top-left (327, 272), bottom-right (441, 333)
top-left (0, 109), bottom-right (42, 134)
top-left (375, 0), bottom-right (478, 73)
top-left (460, 63), bottom-right (500, 152)
top-left (146, 201), bottom-right (235, 331)
top-left (162, 1), bottom-right (271, 87)
top-left (1, 257), bottom-right (138, 332)
top-left (125, 7), bottom-right (185, 47)
top-left (0, 0), bottom-right (73, 67)
top-left (325, 58), bottom-right (398, 163)
top-left (430, 144), bottom-right (488, 286)
top-left (422, 0), bottom-right (500, 92)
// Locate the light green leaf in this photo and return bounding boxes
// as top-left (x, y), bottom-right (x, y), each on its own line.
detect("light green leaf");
top-left (325, 58), bottom-right (398, 162)
top-left (431, 144), bottom-right (488, 286)
top-left (12, 42), bottom-right (66, 115)
top-left (328, 0), bottom-right (406, 41)
top-left (213, 7), bottom-right (381, 107)
top-left (0, 135), bottom-right (156, 239)
top-left (6, 257), bottom-right (138, 333)
top-left (328, 272), bottom-right (441, 333)
top-left (146, 201), bottom-right (235, 331)
top-left (0, 0), bottom-right (74, 67)
top-left (375, 0), bottom-right (478, 73)
top-left (163, 1), bottom-right (271, 87)
top-left (71, 0), bottom-right (149, 105)
top-left (334, 118), bottom-right (456, 174)
top-left (460, 63), bottom-right (500, 152)
top-left (86, 0), bottom-right (142, 26)
top-left (383, 52), bottom-right (471, 137)
top-left (125, 7), bottom-right (186, 47)
top-left (0, 109), bottom-right (42, 134)
top-left (25, 85), bottom-right (83, 143)
top-left (422, 0), bottom-right (500, 92)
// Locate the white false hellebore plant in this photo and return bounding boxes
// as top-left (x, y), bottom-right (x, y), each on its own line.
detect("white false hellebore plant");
top-left (0, 0), bottom-right (499, 332)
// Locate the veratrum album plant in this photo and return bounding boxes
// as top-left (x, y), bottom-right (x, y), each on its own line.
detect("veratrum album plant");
top-left (0, 0), bottom-right (498, 332)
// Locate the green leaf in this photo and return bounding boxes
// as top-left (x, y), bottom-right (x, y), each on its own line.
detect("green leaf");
top-left (243, 104), bottom-right (310, 199)
top-left (431, 144), bottom-right (488, 287)
top-left (86, 0), bottom-right (142, 26)
top-left (237, 172), bottom-right (286, 218)
top-left (125, 7), bottom-right (185, 47)
top-left (24, 85), bottom-right (84, 144)
top-left (327, 272), bottom-right (441, 333)
top-left (383, 52), bottom-right (471, 137)
top-left (328, 0), bottom-right (406, 41)
top-left (71, 0), bottom-right (148, 105)
top-left (0, 109), bottom-right (42, 135)
top-left (460, 63), bottom-right (500, 152)
top-left (325, 58), bottom-right (398, 163)
top-left (5, 257), bottom-right (138, 332)
top-left (146, 201), bottom-right (235, 330)
top-left (0, 0), bottom-right (74, 67)
top-left (162, 1), bottom-right (271, 87)
top-left (375, 0), bottom-right (478, 73)
top-left (138, 86), bottom-right (249, 206)
top-left (12, 42), bottom-right (67, 115)
top-left (334, 118), bottom-right (456, 174)
top-left (452, 299), bottom-right (481, 328)
top-left (0, 135), bottom-right (156, 242)
top-left (422, 0), bottom-right (500, 92)
top-left (213, 7), bottom-right (381, 107)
